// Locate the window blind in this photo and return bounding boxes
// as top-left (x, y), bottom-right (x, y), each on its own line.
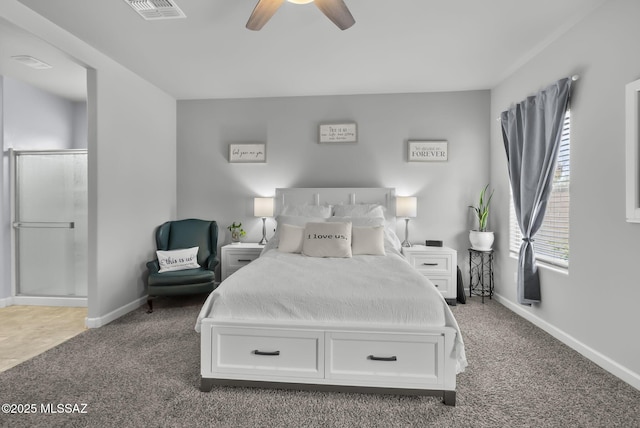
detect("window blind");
top-left (509, 110), bottom-right (571, 269)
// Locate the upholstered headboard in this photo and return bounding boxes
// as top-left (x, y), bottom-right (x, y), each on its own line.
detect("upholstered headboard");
top-left (274, 187), bottom-right (396, 218)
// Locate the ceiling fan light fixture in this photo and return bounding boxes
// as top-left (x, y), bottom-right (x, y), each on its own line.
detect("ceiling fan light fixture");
top-left (247, 0), bottom-right (354, 31)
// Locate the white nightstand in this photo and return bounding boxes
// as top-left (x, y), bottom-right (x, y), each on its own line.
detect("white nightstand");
top-left (220, 243), bottom-right (264, 281)
top-left (402, 245), bottom-right (457, 303)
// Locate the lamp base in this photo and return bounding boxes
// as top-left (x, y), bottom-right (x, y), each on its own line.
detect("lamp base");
top-left (401, 218), bottom-right (412, 247)
top-left (259, 217), bottom-right (268, 245)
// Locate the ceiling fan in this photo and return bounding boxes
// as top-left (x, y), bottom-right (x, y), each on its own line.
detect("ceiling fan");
top-left (246, 0), bottom-right (355, 31)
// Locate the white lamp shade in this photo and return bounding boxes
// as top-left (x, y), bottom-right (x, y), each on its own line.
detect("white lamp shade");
top-left (396, 197), bottom-right (417, 218)
top-left (254, 197), bottom-right (274, 217)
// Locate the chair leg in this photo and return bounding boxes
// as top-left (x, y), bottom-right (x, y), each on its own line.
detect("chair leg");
top-left (146, 298), bottom-right (153, 314)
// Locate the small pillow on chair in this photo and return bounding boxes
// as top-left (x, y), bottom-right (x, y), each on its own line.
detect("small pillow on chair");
top-left (157, 247), bottom-right (200, 273)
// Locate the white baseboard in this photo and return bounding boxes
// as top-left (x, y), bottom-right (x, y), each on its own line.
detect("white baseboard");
top-left (0, 296), bottom-right (13, 308)
top-left (10, 296), bottom-right (87, 307)
top-left (85, 296), bottom-right (147, 328)
top-left (494, 293), bottom-right (640, 391)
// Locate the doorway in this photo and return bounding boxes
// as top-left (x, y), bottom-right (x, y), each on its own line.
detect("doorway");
top-left (10, 149), bottom-right (87, 306)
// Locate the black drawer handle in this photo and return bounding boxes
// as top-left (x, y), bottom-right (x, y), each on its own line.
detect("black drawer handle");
top-left (253, 350), bottom-right (280, 356)
top-left (422, 262), bottom-right (438, 266)
top-left (238, 259), bottom-right (253, 263)
top-left (367, 355), bottom-right (397, 362)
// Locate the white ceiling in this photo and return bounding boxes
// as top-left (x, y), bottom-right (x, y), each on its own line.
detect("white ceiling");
top-left (3, 0), bottom-right (606, 101)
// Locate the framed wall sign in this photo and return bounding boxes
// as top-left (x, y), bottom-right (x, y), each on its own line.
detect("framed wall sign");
top-left (319, 123), bottom-right (357, 143)
top-left (408, 140), bottom-right (448, 162)
top-left (229, 143), bottom-right (266, 163)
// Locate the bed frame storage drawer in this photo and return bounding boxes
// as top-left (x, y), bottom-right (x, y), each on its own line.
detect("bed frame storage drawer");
top-left (325, 332), bottom-right (445, 387)
top-left (209, 326), bottom-right (324, 379)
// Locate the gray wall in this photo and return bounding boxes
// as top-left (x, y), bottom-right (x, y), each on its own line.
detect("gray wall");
top-left (2, 2), bottom-right (178, 325)
top-left (86, 66), bottom-right (176, 325)
top-left (3, 77), bottom-right (86, 150)
top-left (0, 77), bottom-right (87, 300)
top-left (177, 90), bottom-right (490, 273)
top-left (490, 0), bottom-right (640, 386)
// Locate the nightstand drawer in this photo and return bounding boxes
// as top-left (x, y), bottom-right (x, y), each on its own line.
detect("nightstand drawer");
top-left (226, 251), bottom-right (260, 268)
top-left (402, 246), bottom-right (457, 301)
top-left (221, 243), bottom-right (264, 281)
top-left (425, 275), bottom-right (452, 294)
top-left (410, 254), bottom-right (453, 275)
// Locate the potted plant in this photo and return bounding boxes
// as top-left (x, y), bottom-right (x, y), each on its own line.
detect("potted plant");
top-left (468, 184), bottom-right (494, 251)
top-left (228, 222), bottom-right (246, 244)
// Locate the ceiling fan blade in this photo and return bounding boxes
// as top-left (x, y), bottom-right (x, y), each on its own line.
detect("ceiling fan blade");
top-left (314, 0), bottom-right (355, 30)
top-left (246, 0), bottom-right (285, 31)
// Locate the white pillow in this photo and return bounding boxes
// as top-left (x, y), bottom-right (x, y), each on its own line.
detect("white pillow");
top-left (352, 226), bottom-right (386, 256)
top-left (276, 215), bottom-right (327, 228)
top-left (302, 222), bottom-right (352, 258)
top-left (157, 247), bottom-right (200, 273)
top-left (333, 204), bottom-right (385, 218)
top-left (280, 204), bottom-right (332, 218)
top-left (328, 216), bottom-right (385, 227)
top-left (329, 216), bottom-right (400, 252)
top-left (278, 224), bottom-right (305, 253)
top-left (262, 216), bottom-right (328, 252)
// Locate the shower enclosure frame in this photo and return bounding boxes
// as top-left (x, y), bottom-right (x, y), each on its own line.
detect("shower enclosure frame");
top-left (9, 148), bottom-right (88, 307)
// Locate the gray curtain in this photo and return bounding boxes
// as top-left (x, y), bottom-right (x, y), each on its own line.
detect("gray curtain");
top-left (501, 77), bottom-right (572, 305)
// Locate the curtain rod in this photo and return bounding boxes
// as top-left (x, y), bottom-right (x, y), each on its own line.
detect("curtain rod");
top-left (496, 75), bottom-right (579, 121)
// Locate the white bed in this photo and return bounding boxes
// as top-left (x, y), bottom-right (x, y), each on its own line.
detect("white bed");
top-left (196, 188), bottom-right (466, 405)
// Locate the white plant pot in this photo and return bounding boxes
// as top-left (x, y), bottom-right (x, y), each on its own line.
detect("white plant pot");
top-left (469, 230), bottom-right (494, 251)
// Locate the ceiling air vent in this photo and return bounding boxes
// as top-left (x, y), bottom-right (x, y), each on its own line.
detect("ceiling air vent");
top-left (124, 0), bottom-right (186, 20)
top-left (11, 55), bottom-right (52, 69)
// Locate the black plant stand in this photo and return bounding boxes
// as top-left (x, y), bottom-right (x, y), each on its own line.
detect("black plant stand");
top-left (468, 248), bottom-right (494, 303)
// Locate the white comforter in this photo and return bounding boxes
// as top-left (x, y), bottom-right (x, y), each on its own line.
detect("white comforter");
top-left (195, 248), bottom-right (467, 373)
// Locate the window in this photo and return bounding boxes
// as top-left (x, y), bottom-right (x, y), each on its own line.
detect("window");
top-left (509, 110), bottom-right (571, 269)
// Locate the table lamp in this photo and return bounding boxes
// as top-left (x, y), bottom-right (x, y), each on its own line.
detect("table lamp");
top-left (254, 197), bottom-right (274, 245)
top-left (396, 196), bottom-right (417, 247)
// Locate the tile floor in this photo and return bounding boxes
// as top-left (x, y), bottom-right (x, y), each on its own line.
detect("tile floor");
top-left (0, 306), bottom-right (87, 373)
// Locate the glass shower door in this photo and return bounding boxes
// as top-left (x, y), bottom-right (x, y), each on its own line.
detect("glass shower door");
top-left (12, 150), bottom-right (88, 297)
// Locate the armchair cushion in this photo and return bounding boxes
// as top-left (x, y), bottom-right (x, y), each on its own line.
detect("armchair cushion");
top-left (148, 267), bottom-right (215, 287)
